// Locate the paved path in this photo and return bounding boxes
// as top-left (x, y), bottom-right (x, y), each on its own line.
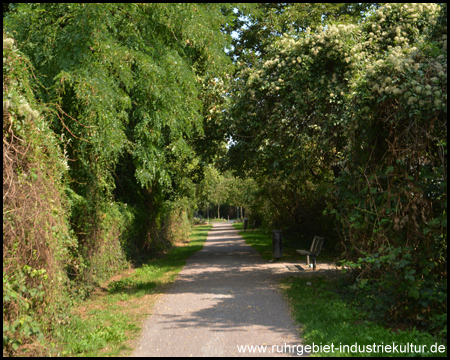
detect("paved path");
top-left (132, 223), bottom-right (306, 357)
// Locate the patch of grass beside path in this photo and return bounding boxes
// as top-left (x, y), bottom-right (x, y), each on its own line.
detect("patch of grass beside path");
top-left (232, 222), bottom-right (274, 260)
top-left (233, 223), bottom-right (447, 357)
top-left (281, 277), bottom-right (446, 357)
top-left (51, 225), bottom-right (211, 357)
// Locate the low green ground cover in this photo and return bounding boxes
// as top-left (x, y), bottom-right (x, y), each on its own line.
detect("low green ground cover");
top-left (233, 223), bottom-right (447, 357)
top-left (282, 277), bottom-right (446, 357)
top-left (51, 225), bottom-right (211, 357)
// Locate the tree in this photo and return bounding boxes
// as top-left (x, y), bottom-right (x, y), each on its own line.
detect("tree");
top-left (225, 3), bottom-right (377, 65)
top-left (196, 166), bottom-right (229, 219)
top-left (226, 176), bottom-right (258, 220)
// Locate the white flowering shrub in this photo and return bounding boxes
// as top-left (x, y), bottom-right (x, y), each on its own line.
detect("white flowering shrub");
top-left (228, 3), bottom-right (447, 329)
top-left (3, 37), bottom-right (15, 49)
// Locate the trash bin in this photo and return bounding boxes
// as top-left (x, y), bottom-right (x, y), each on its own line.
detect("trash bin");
top-left (243, 218), bottom-right (248, 231)
top-left (272, 230), bottom-right (282, 259)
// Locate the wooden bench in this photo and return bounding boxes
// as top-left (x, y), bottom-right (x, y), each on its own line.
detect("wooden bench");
top-left (296, 236), bottom-right (325, 270)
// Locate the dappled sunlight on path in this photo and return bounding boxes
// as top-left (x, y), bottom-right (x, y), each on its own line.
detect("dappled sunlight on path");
top-left (131, 223), bottom-right (307, 357)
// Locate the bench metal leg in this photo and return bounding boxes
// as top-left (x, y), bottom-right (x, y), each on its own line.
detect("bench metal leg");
top-left (312, 256), bottom-right (317, 270)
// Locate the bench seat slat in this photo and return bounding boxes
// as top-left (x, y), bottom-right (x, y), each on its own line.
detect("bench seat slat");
top-left (297, 236), bottom-right (324, 270)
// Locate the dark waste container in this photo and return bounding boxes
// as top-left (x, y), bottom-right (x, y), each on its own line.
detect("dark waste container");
top-left (272, 230), bottom-right (282, 259)
top-left (243, 218), bottom-right (248, 231)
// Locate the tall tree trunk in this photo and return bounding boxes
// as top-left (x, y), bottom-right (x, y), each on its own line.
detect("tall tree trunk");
top-left (217, 203), bottom-right (220, 219)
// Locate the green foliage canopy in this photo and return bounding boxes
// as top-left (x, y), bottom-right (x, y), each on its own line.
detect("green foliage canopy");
top-left (6, 3), bottom-right (234, 193)
top-left (226, 3), bottom-right (377, 65)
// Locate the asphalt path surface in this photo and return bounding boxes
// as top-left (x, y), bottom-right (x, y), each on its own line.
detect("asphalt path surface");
top-left (131, 222), bottom-right (306, 357)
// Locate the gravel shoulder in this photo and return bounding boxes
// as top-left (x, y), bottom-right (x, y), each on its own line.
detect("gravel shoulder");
top-left (131, 222), bottom-right (307, 357)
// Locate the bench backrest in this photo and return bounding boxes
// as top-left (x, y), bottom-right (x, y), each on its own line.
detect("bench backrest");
top-left (310, 236), bottom-right (324, 255)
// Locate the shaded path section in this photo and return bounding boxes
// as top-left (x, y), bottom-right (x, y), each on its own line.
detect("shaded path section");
top-left (131, 223), bottom-right (305, 357)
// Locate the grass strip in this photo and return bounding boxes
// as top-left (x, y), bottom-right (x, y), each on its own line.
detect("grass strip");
top-left (52, 224), bottom-right (211, 357)
top-left (281, 277), bottom-right (446, 357)
top-left (233, 223), bottom-right (446, 357)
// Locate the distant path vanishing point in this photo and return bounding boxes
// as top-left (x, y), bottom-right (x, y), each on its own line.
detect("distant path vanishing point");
top-left (131, 222), bottom-right (307, 357)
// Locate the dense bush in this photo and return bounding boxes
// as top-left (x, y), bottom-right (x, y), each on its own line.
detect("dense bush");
top-left (3, 34), bottom-right (74, 355)
top-left (227, 3), bottom-right (447, 332)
